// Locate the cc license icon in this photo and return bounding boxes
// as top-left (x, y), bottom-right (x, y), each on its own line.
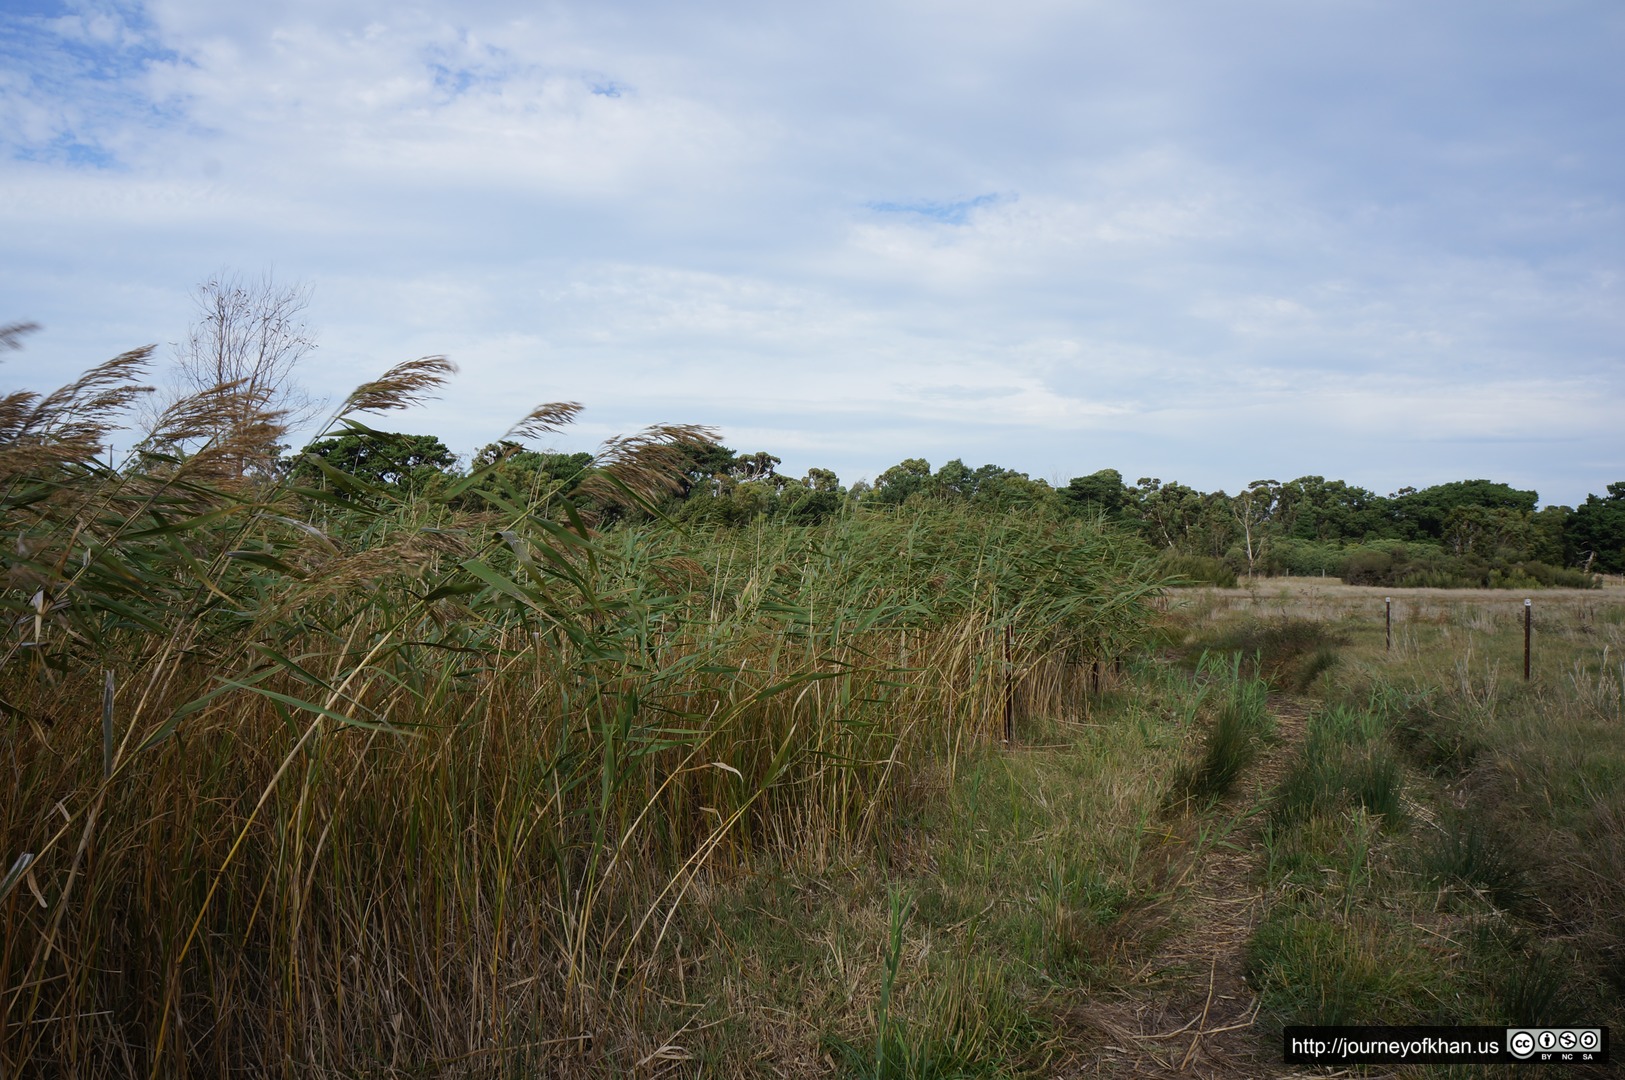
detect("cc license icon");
top-left (1508, 1030), bottom-right (1536, 1058)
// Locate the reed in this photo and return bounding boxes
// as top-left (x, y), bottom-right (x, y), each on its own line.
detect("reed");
top-left (0, 358), bottom-right (1158, 1075)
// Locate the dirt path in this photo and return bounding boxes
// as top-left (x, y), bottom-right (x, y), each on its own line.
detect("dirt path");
top-left (1067, 695), bottom-right (1354, 1079)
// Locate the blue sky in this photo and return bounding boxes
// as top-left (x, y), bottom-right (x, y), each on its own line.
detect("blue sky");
top-left (2, 0), bottom-right (1621, 504)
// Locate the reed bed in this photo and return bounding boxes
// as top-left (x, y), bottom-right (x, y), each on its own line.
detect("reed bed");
top-left (0, 357), bottom-right (1158, 1076)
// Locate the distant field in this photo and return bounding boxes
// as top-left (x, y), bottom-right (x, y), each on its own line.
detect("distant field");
top-left (1186, 572), bottom-right (1625, 605)
top-left (1175, 575), bottom-right (1625, 666)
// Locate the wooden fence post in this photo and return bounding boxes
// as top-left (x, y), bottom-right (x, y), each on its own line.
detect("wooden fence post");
top-left (1524, 598), bottom-right (1532, 681)
top-left (1003, 625), bottom-right (1013, 744)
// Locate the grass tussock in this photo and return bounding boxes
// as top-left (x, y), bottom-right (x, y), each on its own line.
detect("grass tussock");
top-left (1422, 812), bottom-right (1530, 912)
top-left (1271, 706), bottom-right (1405, 827)
top-left (1180, 614), bottom-right (1348, 691)
top-left (1166, 655), bottom-right (1272, 806)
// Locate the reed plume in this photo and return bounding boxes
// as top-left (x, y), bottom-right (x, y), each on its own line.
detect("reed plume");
top-left (336, 354), bottom-right (457, 417)
top-left (580, 422), bottom-right (718, 507)
top-left (0, 346), bottom-right (154, 473)
top-left (502, 400), bottom-right (584, 442)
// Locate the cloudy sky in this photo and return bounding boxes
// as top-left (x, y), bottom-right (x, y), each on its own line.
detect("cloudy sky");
top-left (2, 0), bottom-right (1621, 504)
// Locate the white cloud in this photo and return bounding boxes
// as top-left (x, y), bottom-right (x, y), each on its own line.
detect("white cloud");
top-left (2, 0), bottom-right (1621, 505)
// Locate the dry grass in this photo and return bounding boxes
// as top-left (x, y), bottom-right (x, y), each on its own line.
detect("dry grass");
top-left (0, 357), bottom-right (1162, 1077)
top-left (1175, 574), bottom-right (1624, 621)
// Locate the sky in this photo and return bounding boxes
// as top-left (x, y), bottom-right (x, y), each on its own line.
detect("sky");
top-left (2, 0), bottom-right (1621, 505)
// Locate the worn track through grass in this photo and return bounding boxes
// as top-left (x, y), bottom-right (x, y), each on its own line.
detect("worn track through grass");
top-left (1069, 694), bottom-right (1377, 1079)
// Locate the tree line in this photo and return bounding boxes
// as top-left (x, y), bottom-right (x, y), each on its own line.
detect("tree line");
top-left (16, 269), bottom-right (1616, 590)
top-left (290, 428), bottom-right (1625, 589)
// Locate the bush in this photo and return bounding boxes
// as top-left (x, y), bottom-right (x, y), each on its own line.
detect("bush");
top-left (1192, 617), bottom-right (1347, 687)
top-left (1338, 543), bottom-right (1599, 590)
top-left (1340, 549), bottom-right (1394, 585)
top-left (1157, 553), bottom-right (1237, 588)
top-left (1271, 538), bottom-right (1347, 577)
top-left (1493, 561), bottom-right (1598, 590)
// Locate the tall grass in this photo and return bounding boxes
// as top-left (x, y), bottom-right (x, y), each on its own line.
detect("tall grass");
top-left (1167, 654), bottom-right (1272, 805)
top-left (0, 357), bottom-right (1158, 1075)
top-left (1271, 706), bottom-right (1404, 827)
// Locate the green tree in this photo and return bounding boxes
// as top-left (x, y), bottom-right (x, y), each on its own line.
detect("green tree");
top-left (1529, 504), bottom-right (1571, 566)
top-left (927, 460), bottom-right (1029, 505)
top-left (803, 468), bottom-right (840, 493)
top-left (773, 468), bottom-right (845, 523)
top-left (968, 468), bottom-right (1054, 514)
top-left (1231, 480), bottom-right (1278, 577)
top-left (1195, 491), bottom-right (1238, 558)
top-left (1063, 469), bottom-right (1127, 518)
top-left (732, 479), bottom-right (782, 517)
top-left (1441, 504), bottom-right (1533, 560)
top-left (1389, 480), bottom-right (1537, 540)
top-left (1275, 476), bottom-right (1389, 541)
top-left (296, 430), bottom-right (457, 499)
top-left (1132, 478), bottom-right (1209, 551)
top-left (676, 442), bottom-right (739, 498)
top-left (933, 458), bottom-right (975, 499)
top-left (732, 450), bottom-right (782, 483)
top-left (469, 440), bottom-right (594, 505)
top-left (1568, 483), bottom-right (1625, 573)
top-left (870, 458), bottom-right (934, 506)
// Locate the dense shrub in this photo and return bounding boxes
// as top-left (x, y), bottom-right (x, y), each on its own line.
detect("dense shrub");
top-left (1491, 561), bottom-right (1599, 589)
top-left (1157, 553), bottom-right (1237, 588)
top-left (1340, 549), bottom-right (1395, 586)
top-left (1337, 545), bottom-right (1598, 590)
top-left (1270, 538), bottom-right (1346, 577)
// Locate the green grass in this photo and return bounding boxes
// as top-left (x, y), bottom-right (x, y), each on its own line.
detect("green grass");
top-left (1246, 904), bottom-right (1453, 1027)
top-left (1271, 705), bottom-right (1405, 826)
top-left (1180, 581), bottom-right (1625, 1058)
top-left (1166, 654), bottom-right (1272, 805)
top-left (668, 675), bottom-right (1205, 1075)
